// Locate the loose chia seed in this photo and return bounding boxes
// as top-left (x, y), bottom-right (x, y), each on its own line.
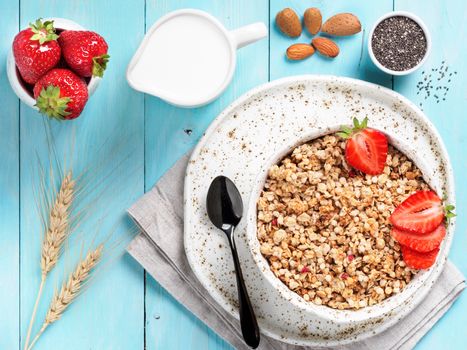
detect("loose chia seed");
top-left (372, 16), bottom-right (427, 71)
top-left (416, 61), bottom-right (457, 107)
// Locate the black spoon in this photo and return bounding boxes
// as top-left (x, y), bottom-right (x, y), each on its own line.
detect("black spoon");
top-left (206, 176), bottom-right (260, 349)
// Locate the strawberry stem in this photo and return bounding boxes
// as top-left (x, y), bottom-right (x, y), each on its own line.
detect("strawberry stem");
top-left (92, 54), bottom-right (110, 77)
top-left (29, 18), bottom-right (58, 44)
top-left (337, 117), bottom-right (369, 139)
top-left (35, 86), bottom-right (71, 120)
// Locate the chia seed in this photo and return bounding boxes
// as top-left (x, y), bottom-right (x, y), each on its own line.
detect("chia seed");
top-left (372, 16), bottom-right (427, 71)
top-left (416, 61), bottom-right (456, 107)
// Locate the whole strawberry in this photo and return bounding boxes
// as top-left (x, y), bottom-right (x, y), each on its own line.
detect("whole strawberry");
top-left (33, 69), bottom-right (89, 120)
top-left (13, 19), bottom-right (61, 84)
top-left (58, 30), bottom-right (110, 77)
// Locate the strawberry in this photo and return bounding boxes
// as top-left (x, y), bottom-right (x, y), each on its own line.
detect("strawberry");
top-left (389, 191), bottom-right (445, 234)
top-left (401, 245), bottom-right (439, 270)
top-left (337, 117), bottom-right (388, 175)
top-left (33, 68), bottom-right (88, 120)
top-left (58, 30), bottom-right (109, 77)
top-left (12, 19), bottom-right (61, 84)
top-left (391, 225), bottom-right (445, 253)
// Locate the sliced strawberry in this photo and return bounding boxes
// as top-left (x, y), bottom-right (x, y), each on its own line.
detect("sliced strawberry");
top-left (390, 191), bottom-right (444, 234)
top-left (338, 117), bottom-right (388, 175)
top-left (391, 225), bottom-right (445, 252)
top-left (401, 245), bottom-right (439, 270)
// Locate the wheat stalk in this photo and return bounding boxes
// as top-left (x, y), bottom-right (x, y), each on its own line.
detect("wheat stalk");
top-left (23, 172), bottom-right (75, 350)
top-left (27, 244), bottom-right (103, 350)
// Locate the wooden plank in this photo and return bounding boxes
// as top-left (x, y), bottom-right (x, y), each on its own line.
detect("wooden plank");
top-left (270, 0), bottom-right (393, 86)
top-left (18, 1), bottom-right (145, 349)
top-left (0, 1), bottom-right (20, 349)
top-left (393, 1), bottom-right (467, 349)
top-left (144, 0), bottom-right (268, 349)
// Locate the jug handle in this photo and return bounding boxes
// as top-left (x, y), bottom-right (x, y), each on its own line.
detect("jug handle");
top-left (230, 23), bottom-right (268, 49)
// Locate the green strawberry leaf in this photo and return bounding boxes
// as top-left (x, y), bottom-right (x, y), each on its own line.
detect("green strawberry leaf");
top-left (337, 117), bottom-right (370, 139)
top-left (29, 18), bottom-right (58, 44)
top-left (353, 117), bottom-right (359, 129)
top-left (35, 85), bottom-right (71, 120)
top-left (444, 203), bottom-right (456, 224)
top-left (336, 132), bottom-right (349, 139)
top-left (92, 54), bottom-right (110, 77)
top-left (361, 117), bottom-right (368, 129)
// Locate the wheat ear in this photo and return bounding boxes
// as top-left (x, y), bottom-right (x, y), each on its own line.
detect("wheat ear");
top-left (28, 244), bottom-right (103, 350)
top-left (41, 172), bottom-right (75, 274)
top-left (24, 172), bottom-right (75, 350)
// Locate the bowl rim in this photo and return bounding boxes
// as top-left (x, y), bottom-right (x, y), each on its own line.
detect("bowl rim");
top-left (6, 17), bottom-right (100, 109)
top-left (367, 11), bottom-right (432, 76)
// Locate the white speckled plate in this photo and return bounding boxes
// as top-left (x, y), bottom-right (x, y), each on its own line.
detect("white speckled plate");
top-left (183, 75), bottom-right (455, 346)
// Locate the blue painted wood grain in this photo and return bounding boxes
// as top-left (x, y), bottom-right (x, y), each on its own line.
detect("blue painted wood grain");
top-left (16, 1), bottom-right (145, 349)
top-left (393, 1), bottom-right (467, 349)
top-left (0, 1), bottom-right (19, 348)
top-left (0, 0), bottom-right (465, 349)
top-left (270, 0), bottom-right (393, 86)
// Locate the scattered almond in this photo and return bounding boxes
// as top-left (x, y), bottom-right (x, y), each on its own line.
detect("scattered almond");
top-left (312, 37), bottom-right (340, 58)
top-left (304, 8), bottom-right (322, 35)
top-left (322, 13), bottom-right (362, 36)
top-left (276, 8), bottom-right (302, 37)
top-left (286, 44), bottom-right (315, 60)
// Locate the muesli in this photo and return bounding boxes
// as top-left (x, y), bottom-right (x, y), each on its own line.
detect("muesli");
top-left (257, 119), bottom-right (451, 310)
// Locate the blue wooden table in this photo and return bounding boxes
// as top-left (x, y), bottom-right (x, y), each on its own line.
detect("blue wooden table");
top-left (0, 0), bottom-right (465, 349)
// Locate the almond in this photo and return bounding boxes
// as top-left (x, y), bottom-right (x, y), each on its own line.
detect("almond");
top-left (303, 8), bottom-right (322, 35)
top-left (276, 8), bottom-right (302, 37)
top-left (322, 13), bottom-right (362, 36)
top-left (312, 37), bottom-right (339, 58)
top-left (286, 44), bottom-right (315, 60)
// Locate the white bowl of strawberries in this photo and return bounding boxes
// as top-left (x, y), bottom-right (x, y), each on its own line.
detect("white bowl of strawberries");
top-left (7, 18), bottom-right (109, 120)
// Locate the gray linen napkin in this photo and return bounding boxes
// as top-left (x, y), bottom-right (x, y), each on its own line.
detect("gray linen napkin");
top-left (127, 154), bottom-right (465, 350)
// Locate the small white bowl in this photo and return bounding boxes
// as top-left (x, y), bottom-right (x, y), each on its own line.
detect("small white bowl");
top-left (7, 17), bottom-right (100, 109)
top-left (368, 11), bottom-right (431, 75)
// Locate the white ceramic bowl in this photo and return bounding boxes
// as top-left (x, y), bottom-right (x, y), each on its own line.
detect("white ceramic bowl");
top-left (245, 123), bottom-right (450, 330)
top-left (368, 11), bottom-right (431, 75)
top-left (184, 75), bottom-right (455, 346)
top-left (7, 17), bottom-right (100, 109)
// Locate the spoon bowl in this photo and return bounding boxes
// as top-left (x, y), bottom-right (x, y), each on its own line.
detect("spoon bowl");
top-left (206, 176), bottom-right (243, 230)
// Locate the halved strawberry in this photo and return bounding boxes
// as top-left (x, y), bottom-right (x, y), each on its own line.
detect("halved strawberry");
top-left (401, 245), bottom-right (439, 270)
top-left (391, 225), bottom-right (445, 252)
top-left (389, 191), bottom-right (444, 234)
top-left (338, 117), bottom-right (388, 175)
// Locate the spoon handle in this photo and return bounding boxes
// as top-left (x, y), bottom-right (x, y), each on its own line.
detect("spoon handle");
top-left (226, 226), bottom-right (260, 349)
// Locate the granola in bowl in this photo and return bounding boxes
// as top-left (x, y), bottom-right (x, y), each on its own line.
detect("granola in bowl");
top-left (256, 133), bottom-right (431, 310)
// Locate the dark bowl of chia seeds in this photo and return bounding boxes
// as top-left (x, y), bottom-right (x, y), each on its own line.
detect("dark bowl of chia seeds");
top-left (368, 11), bottom-right (431, 75)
